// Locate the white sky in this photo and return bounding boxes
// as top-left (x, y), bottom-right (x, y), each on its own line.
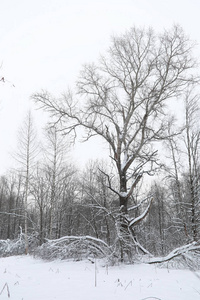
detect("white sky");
top-left (0, 0), bottom-right (200, 173)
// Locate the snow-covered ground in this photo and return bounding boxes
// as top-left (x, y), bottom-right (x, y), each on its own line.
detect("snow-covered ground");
top-left (0, 255), bottom-right (199, 300)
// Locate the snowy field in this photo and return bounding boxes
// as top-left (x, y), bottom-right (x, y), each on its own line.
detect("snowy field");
top-left (0, 255), bottom-right (200, 300)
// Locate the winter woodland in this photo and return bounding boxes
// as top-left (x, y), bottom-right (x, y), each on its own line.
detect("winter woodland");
top-left (0, 25), bottom-right (200, 270)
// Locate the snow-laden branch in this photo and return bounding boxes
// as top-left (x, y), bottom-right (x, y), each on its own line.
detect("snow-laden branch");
top-left (129, 197), bottom-right (153, 227)
top-left (42, 235), bottom-right (113, 260)
top-left (130, 236), bottom-right (152, 256)
top-left (46, 235), bottom-right (110, 249)
top-left (86, 203), bottom-right (117, 221)
top-left (146, 241), bottom-right (200, 264)
top-left (128, 195), bottom-right (153, 212)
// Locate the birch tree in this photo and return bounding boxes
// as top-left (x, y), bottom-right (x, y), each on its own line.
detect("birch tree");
top-left (33, 25), bottom-right (198, 260)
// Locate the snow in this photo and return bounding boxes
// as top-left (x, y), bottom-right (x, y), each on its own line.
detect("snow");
top-left (119, 192), bottom-right (128, 197)
top-left (0, 255), bottom-right (200, 300)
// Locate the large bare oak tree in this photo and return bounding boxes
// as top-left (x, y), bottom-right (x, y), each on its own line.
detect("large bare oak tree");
top-left (33, 25), bottom-right (198, 259)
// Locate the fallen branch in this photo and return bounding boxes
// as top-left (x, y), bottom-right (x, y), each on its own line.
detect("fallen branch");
top-left (146, 241), bottom-right (200, 264)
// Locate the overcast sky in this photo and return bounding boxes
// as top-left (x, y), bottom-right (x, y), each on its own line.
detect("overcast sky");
top-left (0, 0), bottom-right (200, 174)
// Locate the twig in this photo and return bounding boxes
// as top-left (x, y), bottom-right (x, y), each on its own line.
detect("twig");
top-left (0, 283), bottom-right (10, 298)
top-left (94, 258), bottom-right (97, 287)
top-left (124, 280), bottom-right (132, 290)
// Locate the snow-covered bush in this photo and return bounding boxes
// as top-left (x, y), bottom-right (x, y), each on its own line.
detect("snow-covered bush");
top-left (0, 237), bottom-right (25, 256)
top-left (35, 235), bottom-right (117, 262)
top-left (0, 233), bottom-right (39, 257)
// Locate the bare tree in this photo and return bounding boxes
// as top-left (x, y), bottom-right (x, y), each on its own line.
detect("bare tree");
top-left (163, 91), bottom-right (200, 245)
top-left (15, 111), bottom-right (39, 253)
top-left (29, 165), bottom-right (48, 245)
top-left (78, 161), bottom-right (116, 243)
top-left (33, 25), bottom-right (198, 260)
top-left (183, 91), bottom-right (200, 241)
top-left (42, 125), bottom-right (75, 239)
top-left (43, 126), bottom-right (65, 238)
top-left (163, 123), bottom-right (190, 244)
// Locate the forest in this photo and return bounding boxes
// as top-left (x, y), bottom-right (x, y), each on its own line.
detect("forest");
top-left (1, 24), bottom-right (200, 265)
